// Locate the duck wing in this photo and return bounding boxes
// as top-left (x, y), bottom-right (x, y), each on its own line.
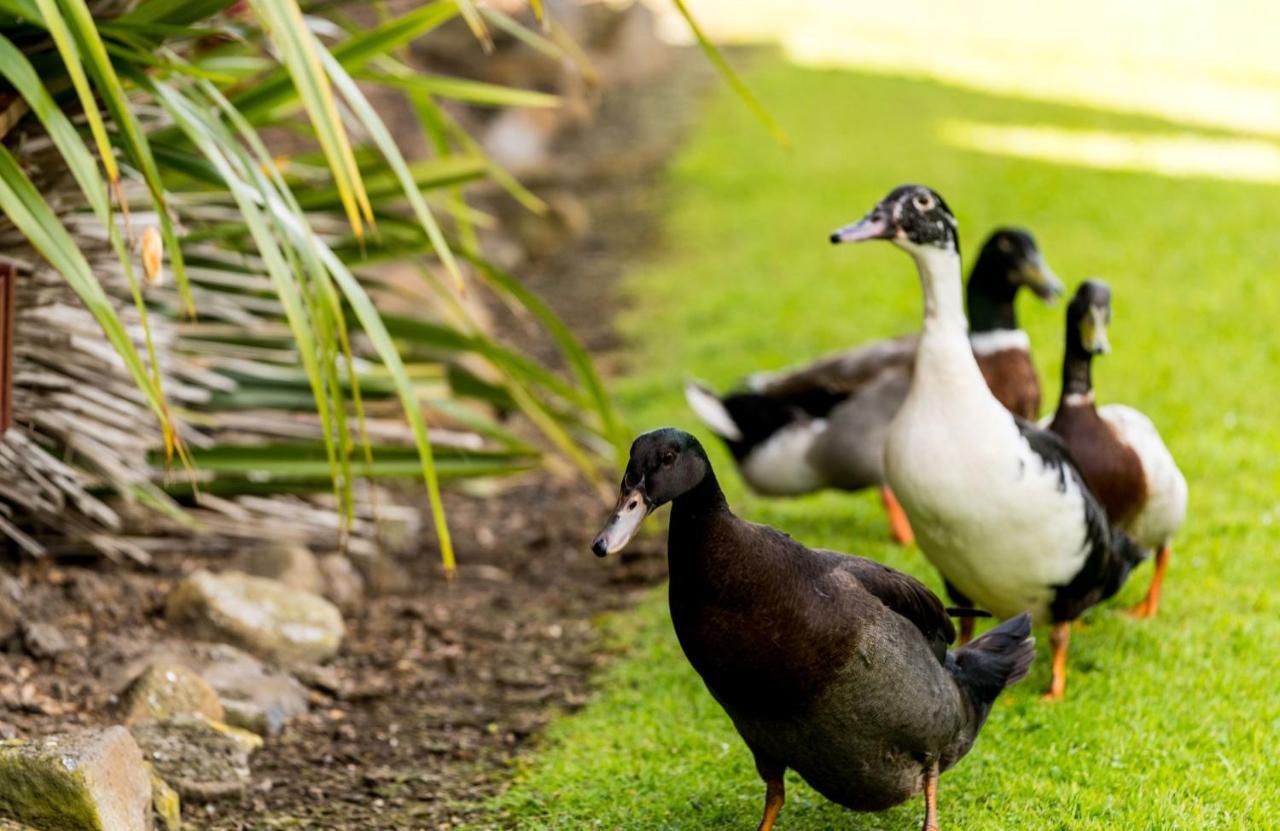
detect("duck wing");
top-left (747, 333), bottom-right (918, 399)
top-left (1013, 417), bottom-right (1147, 620)
top-left (821, 550), bottom-right (956, 662)
top-left (1097, 404), bottom-right (1187, 548)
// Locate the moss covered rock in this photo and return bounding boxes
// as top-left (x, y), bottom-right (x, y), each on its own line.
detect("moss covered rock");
top-left (165, 569), bottom-right (344, 664)
top-left (146, 766), bottom-right (181, 830)
top-left (0, 727), bottom-right (151, 831)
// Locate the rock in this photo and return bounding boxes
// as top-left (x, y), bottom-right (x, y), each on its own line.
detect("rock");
top-left (482, 107), bottom-right (561, 175)
top-left (120, 662), bottom-right (225, 725)
top-left (346, 549), bottom-right (409, 596)
top-left (318, 554), bottom-right (364, 614)
top-left (0, 726), bottom-right (152, 831)
top-left (194, 645), bottom-right (308, 737)
top-left (20, 621), bottom-right (69, 659)
top-left (0, 594), bottom-right (17, 647)
top-left (239, 543), bottom-right (324, 595)
top-left (130, 716), bottom-right (261, 804)
top-left (146, 766), bottom-right (182, 830)
top-left (165, 570), bottom-right (344, 664)
top-left (112, 643), bottom-right (308, 738)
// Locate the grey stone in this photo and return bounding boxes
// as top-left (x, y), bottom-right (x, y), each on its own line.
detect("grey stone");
top-left (130, 716), bottom-right (261, 804)
top-left (165, 570), bottom-right (344, 664)
top-left (0, 726), bottom-right (152, 831)
top-left (346, 549), bottom-right (409, 596)
top-left (20, 621), bottom-right (69, 659)
top-left (0, 593), bottom-right (17, 646)
top-left (190, 644), bottom-right (309, 737)
top-left (114, 643), bottom-right (308, 738)
top-left (239, 542), bottom-right (324, 595)
top-left (319, 554), bottom-right (364, 614)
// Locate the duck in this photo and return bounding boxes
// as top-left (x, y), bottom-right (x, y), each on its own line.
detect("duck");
top-left (685, 227), bottom-right (1062, 547)
top-left (1045, 280), bottom-right (1188, 618)
top-left (591, 428), bottom-right (1034, 831)
top-left (829, 184), bottom-right (1144, 700)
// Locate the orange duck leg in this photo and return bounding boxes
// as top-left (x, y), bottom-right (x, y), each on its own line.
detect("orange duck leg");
top-left (881, 486), bottom-right (916, 546)
top-left (1130, 545), bottom-right (1171, 619)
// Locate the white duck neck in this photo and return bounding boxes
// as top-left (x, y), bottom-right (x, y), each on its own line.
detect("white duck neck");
top-left (911, 245), bottom-right (968, 340)
top-left (906, 242), bottom-right (991, 397)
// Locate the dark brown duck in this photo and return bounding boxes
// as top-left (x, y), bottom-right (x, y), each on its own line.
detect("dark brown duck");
top-left (592, 428), bottom-right (1034, 831)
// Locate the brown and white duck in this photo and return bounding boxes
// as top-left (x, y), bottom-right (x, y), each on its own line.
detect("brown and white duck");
top-left (592, 428), bottom-right (1034, 831)
top-left (686, 228), bottom-right (1061, 547)
top-left (829, 185), bottom-right (1145, 700)
top-left (1046, 280), bottom-right (1188, 618)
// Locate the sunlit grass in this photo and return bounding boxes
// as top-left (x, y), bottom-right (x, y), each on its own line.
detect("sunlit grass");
top-left (657, 0), bottom-right (1280, 138)
top-left (939, 121), bottom-right (1280, 184)
top-left (478, 59), bottom-right (1280, 830)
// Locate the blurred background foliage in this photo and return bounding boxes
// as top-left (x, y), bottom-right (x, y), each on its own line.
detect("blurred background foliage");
top-left (0, 0), bottom-right (650, 569)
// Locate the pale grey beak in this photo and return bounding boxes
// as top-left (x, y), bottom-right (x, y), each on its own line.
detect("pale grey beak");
top-left (830, 211), bottom-right (893, 244)
top-left (1022, 251), bottom-right (1065, 301)
top-left (591, 487), bottom-right (651, 557)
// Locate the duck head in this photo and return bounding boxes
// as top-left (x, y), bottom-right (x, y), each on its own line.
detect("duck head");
top-left (591, 428), bottom-right (710, 557)
top-left (829, 184), bottom-right (960, 257)
top-left (976, 228), bottom-right (1063, 302)
top-left (1067, 279), bottom-right (1112, 356)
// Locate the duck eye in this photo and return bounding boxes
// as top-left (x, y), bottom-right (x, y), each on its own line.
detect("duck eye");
top-left (913, 193), bottom-right (934, 211)
top-left (662, 452), bottom-right (677, 467)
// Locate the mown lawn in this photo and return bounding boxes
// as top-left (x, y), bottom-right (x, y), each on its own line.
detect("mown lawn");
top-left (479, 57), bottom-right (1280, 830)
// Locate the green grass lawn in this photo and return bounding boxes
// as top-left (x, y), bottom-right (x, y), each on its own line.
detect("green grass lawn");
top-left (479, 58), bottom-right (1280, 830)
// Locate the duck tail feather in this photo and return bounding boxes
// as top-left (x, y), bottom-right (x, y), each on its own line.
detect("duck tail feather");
top-left (947, 612), bottom-right (1034, 728)
top-left (684, 380), bottom-right (744, 442)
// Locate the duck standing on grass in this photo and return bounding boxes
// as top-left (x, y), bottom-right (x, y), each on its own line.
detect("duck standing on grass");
top-left (830, 185), bottom-right (1145, 700)
top-left (686, 228), bottom-right (1062, 547)
top-left (1046, 281), bottom-right (1188, 618)
top-left (592, 428), bottom-right (1034, 831)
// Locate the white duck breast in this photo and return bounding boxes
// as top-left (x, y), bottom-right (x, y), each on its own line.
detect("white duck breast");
top-left (1099, 404), bottom-right (1188, 549)
top-left (887, 327), bottom-right (1092, 621)
top-left (878, 244), bottom-right (1104, 623)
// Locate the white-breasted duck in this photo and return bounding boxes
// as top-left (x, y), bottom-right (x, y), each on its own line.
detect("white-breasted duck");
top-left (830, 184), bottom-right (1144, 700)
top-left (592, 428), bottom-right (1033, 831)
top-left (686, 228), bottom-right (1062, 547)
top-left (1046, 280), bottom-right (1188, 618)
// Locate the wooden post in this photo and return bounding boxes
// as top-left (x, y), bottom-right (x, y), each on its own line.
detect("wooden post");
top-left (0, 263), bottom-right (14, 434)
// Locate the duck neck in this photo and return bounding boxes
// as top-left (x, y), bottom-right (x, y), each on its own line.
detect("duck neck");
top-left (666, 470), bottom-right (735, 586)
top-left (915, 246), bottom-right (970, 343)
top-left (668, 470), bottom-right (730, 536)
top-left (1060, 335), bottom-right (1095, 404)
top-left (965, 253), bottom-right (1018, 333)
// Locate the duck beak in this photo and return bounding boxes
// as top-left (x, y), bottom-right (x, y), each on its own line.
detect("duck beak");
top-left (1022, 252), bottom-right (1065, 301)
top-left (591, 487), bottom-right (652, 557)
top-left (830, 210), bottom-right (893, 244)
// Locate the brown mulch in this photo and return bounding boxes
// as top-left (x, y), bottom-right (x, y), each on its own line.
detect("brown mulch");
top-left (1, 46), bottom-right (714, 830)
